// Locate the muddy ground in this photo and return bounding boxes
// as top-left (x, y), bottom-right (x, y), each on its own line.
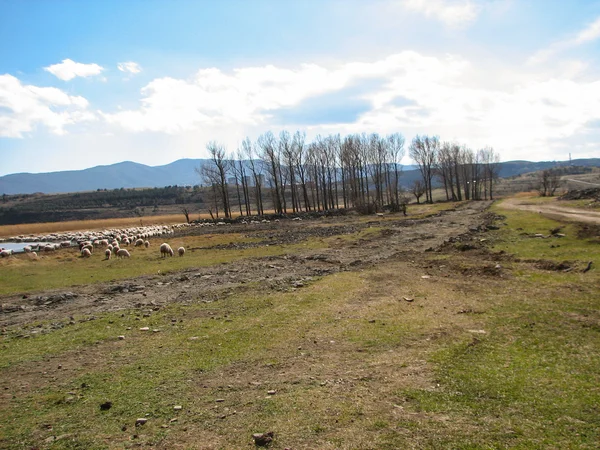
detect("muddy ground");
top-left (0, 202), bottom-right (494, 330)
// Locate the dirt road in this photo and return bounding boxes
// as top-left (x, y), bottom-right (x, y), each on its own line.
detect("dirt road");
top-left (499, 197), bottom-right (600, 224)
top-left (0, 201), bottom-right (493, 328)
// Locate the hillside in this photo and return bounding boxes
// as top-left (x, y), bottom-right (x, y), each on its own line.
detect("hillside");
top-left (1, 158), bottom-right (599, 195)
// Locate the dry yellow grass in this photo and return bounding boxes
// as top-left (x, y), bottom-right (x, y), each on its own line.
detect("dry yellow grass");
top-left (0, 209), bottom-right (277, 238)
top-left (0, 215), bottom-right (186, 237)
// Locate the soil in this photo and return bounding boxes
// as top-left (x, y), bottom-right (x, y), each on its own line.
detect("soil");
top-left (501, 197), bottom-right (600, 224)
top-left (0, 202), bottom-right (494, 329)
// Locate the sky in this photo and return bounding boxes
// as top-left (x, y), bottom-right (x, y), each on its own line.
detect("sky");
top-left (1, 0), bottom-right (600, 176)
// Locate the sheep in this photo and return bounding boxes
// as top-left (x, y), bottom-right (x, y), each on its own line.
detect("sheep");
top-left (112, 245), bottom-right (120, 255)
top-left (81, 244), bottom-right (93, 253)
top-left (0, 249), bottom-right (12, 258)
top-left (81, 248), bottom-right (92, 258)
top-left (107, 244), bottom-right (113, 251)
top-left (105, 249), bottom-right (111, 260)
top-left (116, 248), bottom-right (131, 259)
top-left (134, 238), bottom-right (144, 247)
top-left (144, 240), bottom-right (149, 248)
top-left (23, 245), bottom-right (32, 253)
top-left (160, 243), bottom-right (173, 258)
top-left (178, 247), bottom-right (185, 257)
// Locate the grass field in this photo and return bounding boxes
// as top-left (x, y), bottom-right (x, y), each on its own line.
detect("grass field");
top-left (1, 201), bottom-right (599, 449)
top-left (0, 211), bottom-right (281, 238)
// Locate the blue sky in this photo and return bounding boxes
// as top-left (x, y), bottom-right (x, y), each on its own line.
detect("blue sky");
top-left (1, 0), bottom-right (600, 175)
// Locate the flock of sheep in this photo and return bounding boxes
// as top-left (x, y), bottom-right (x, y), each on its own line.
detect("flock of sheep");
top-left (0, 224), bottom-right (186, 261)
top-left (78, 238), bottom-right (185, 260)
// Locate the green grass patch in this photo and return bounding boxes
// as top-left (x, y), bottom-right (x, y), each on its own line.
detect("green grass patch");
top-left (0, 233), bottom-right (324, 296)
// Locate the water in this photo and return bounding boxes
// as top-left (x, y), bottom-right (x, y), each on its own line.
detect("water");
top-left (0, 242), bottom-right (51, 253)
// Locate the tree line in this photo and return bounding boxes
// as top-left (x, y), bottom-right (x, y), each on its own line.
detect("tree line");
top-left (199, 131), bottom-right (501, 218)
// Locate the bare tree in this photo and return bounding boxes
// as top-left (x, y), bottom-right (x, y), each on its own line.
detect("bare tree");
top-left (202, 142), bottom-right (231, 218)
top-left (258, 131), bottom-right (283, 214)
top-left (181, 207), bottom-right (191, 224)
top-left (411, 180), bottom-right (426, 204)
top-left (537, 169), bottom-right (562, 196)
top-left (409, 135), bottom-right (439, 203)
top-left (387, 132), bottom-right (405, 210)
top-left (242, 137), bottom-right (264, 215)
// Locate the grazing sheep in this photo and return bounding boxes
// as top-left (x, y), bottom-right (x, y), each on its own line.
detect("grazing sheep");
top-left (107, 244), bottom-right (113, 251)
top-left (105, 249), bottom-right (112, 260)
top-left (0, 249), bottom-right (12, 258)
top-left (117, 248), bottom-right (131, 259)
top-left (160, 243), bottom-right (173, 258)
top-left (82, 244), bottom-right (93, 253)
top-left (178, 247), bottom-right (185, 257)
top-left (23, 245), bottom-right (32, 253)
top-left (144, 240), bottom-right (149, 248)
top-left (112, 245), bottom-right (120, 255)
top-left (81, 248), bottom-right (92, 258)
top-left (134, 238), bottom-right (144, 247)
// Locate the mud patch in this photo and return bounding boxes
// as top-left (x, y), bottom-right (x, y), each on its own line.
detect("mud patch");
top-left (533, 260), bottom-right (576, 271)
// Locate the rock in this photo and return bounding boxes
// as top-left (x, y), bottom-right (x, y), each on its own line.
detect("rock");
top-left (118, 335), bottom-right (125, 340)
top-left (135, 418), bottom-right (148, 426)
top-left (252, 431), bottom-right (274, 446)
top-left (139, 327), bottom-right (149, 331)
top-left (174, 405), bottom-right (183, 411)
top-left (267, 390), bottom-right (276, 395)
top-left (403, 297), bottom-right (414, 302)
top-left (467, 329), bottom-right (486, 334)
top-left (100, 401), bottom-right (112, 410)
top-left (215, 398), bottom-right (225, 403)
top-left (421, 275), bottom-right (431, 279)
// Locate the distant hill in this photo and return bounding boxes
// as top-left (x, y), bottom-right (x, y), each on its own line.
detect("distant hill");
top-left (0, 159), bottom-right (210, 195)
top-left (0, 158), bottom-right (599, 195)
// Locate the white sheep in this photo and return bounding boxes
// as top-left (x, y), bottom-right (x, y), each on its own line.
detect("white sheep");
top-left (112, 245), bottom-right (120, 254)
top-left (144, 240), bottom-right (150, 248)
top-left (160, 243), bottom-right (173, 258)
top-left (0, 249), bottom-right (12, 258)
top-left (82, 244), bottom-right (93, 253)
top-left (105, 249), bottom-right (111, 260)
top-left (81, 248), bottom-right (92, 258)
top-left (134, 238), bottom-right (144, 247)
top-left (117, 248), bottom-right (131, 259)
top-left (178, 247), bottom-right (185, 257)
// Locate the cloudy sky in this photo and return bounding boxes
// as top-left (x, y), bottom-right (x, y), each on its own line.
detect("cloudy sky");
top-left (1, 0), bottom-right (600, 176)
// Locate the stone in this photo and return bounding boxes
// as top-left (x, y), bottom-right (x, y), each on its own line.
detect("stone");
top-left (135, 418), bottom-right (148, 426)
top-left (252, 431), bottom-right (274, 447)
top-left (100, 401), bottom-right (112, 410)
top-left (215, 398), bottom-right (225, 402)
top-left (267, 390), bottom-right (276, 395)
top-left (139, 327), bottom-right (149, 331)
top-left (174, 405), bottom-right (183, 411)
top-left (403, 297), bottom-right (414, 302)
top-left (118, 335), bottom-right (125, 340)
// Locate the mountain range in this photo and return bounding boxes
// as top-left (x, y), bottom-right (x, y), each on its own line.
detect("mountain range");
top-left (0, 158), bottom-right (599, 195)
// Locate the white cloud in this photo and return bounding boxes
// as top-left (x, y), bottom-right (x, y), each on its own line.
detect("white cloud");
top-left (529, 16), bottom-right (600, 64)
top-left (117, 61), bottom-right (142, 74)
top-left (44, 59), bottom-right (104, 81)
top-left (401, 0), bottom-right (480, 27)
top-left (102, 51), bottom-right (600, 162)
top-left (0, 74), bottom-right (95, 137)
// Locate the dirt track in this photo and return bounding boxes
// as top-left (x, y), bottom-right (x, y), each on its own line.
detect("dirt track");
top-left (0, 202), bottom-right (493, 329)
top-left (500, 197), bottom-right (600, 224)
